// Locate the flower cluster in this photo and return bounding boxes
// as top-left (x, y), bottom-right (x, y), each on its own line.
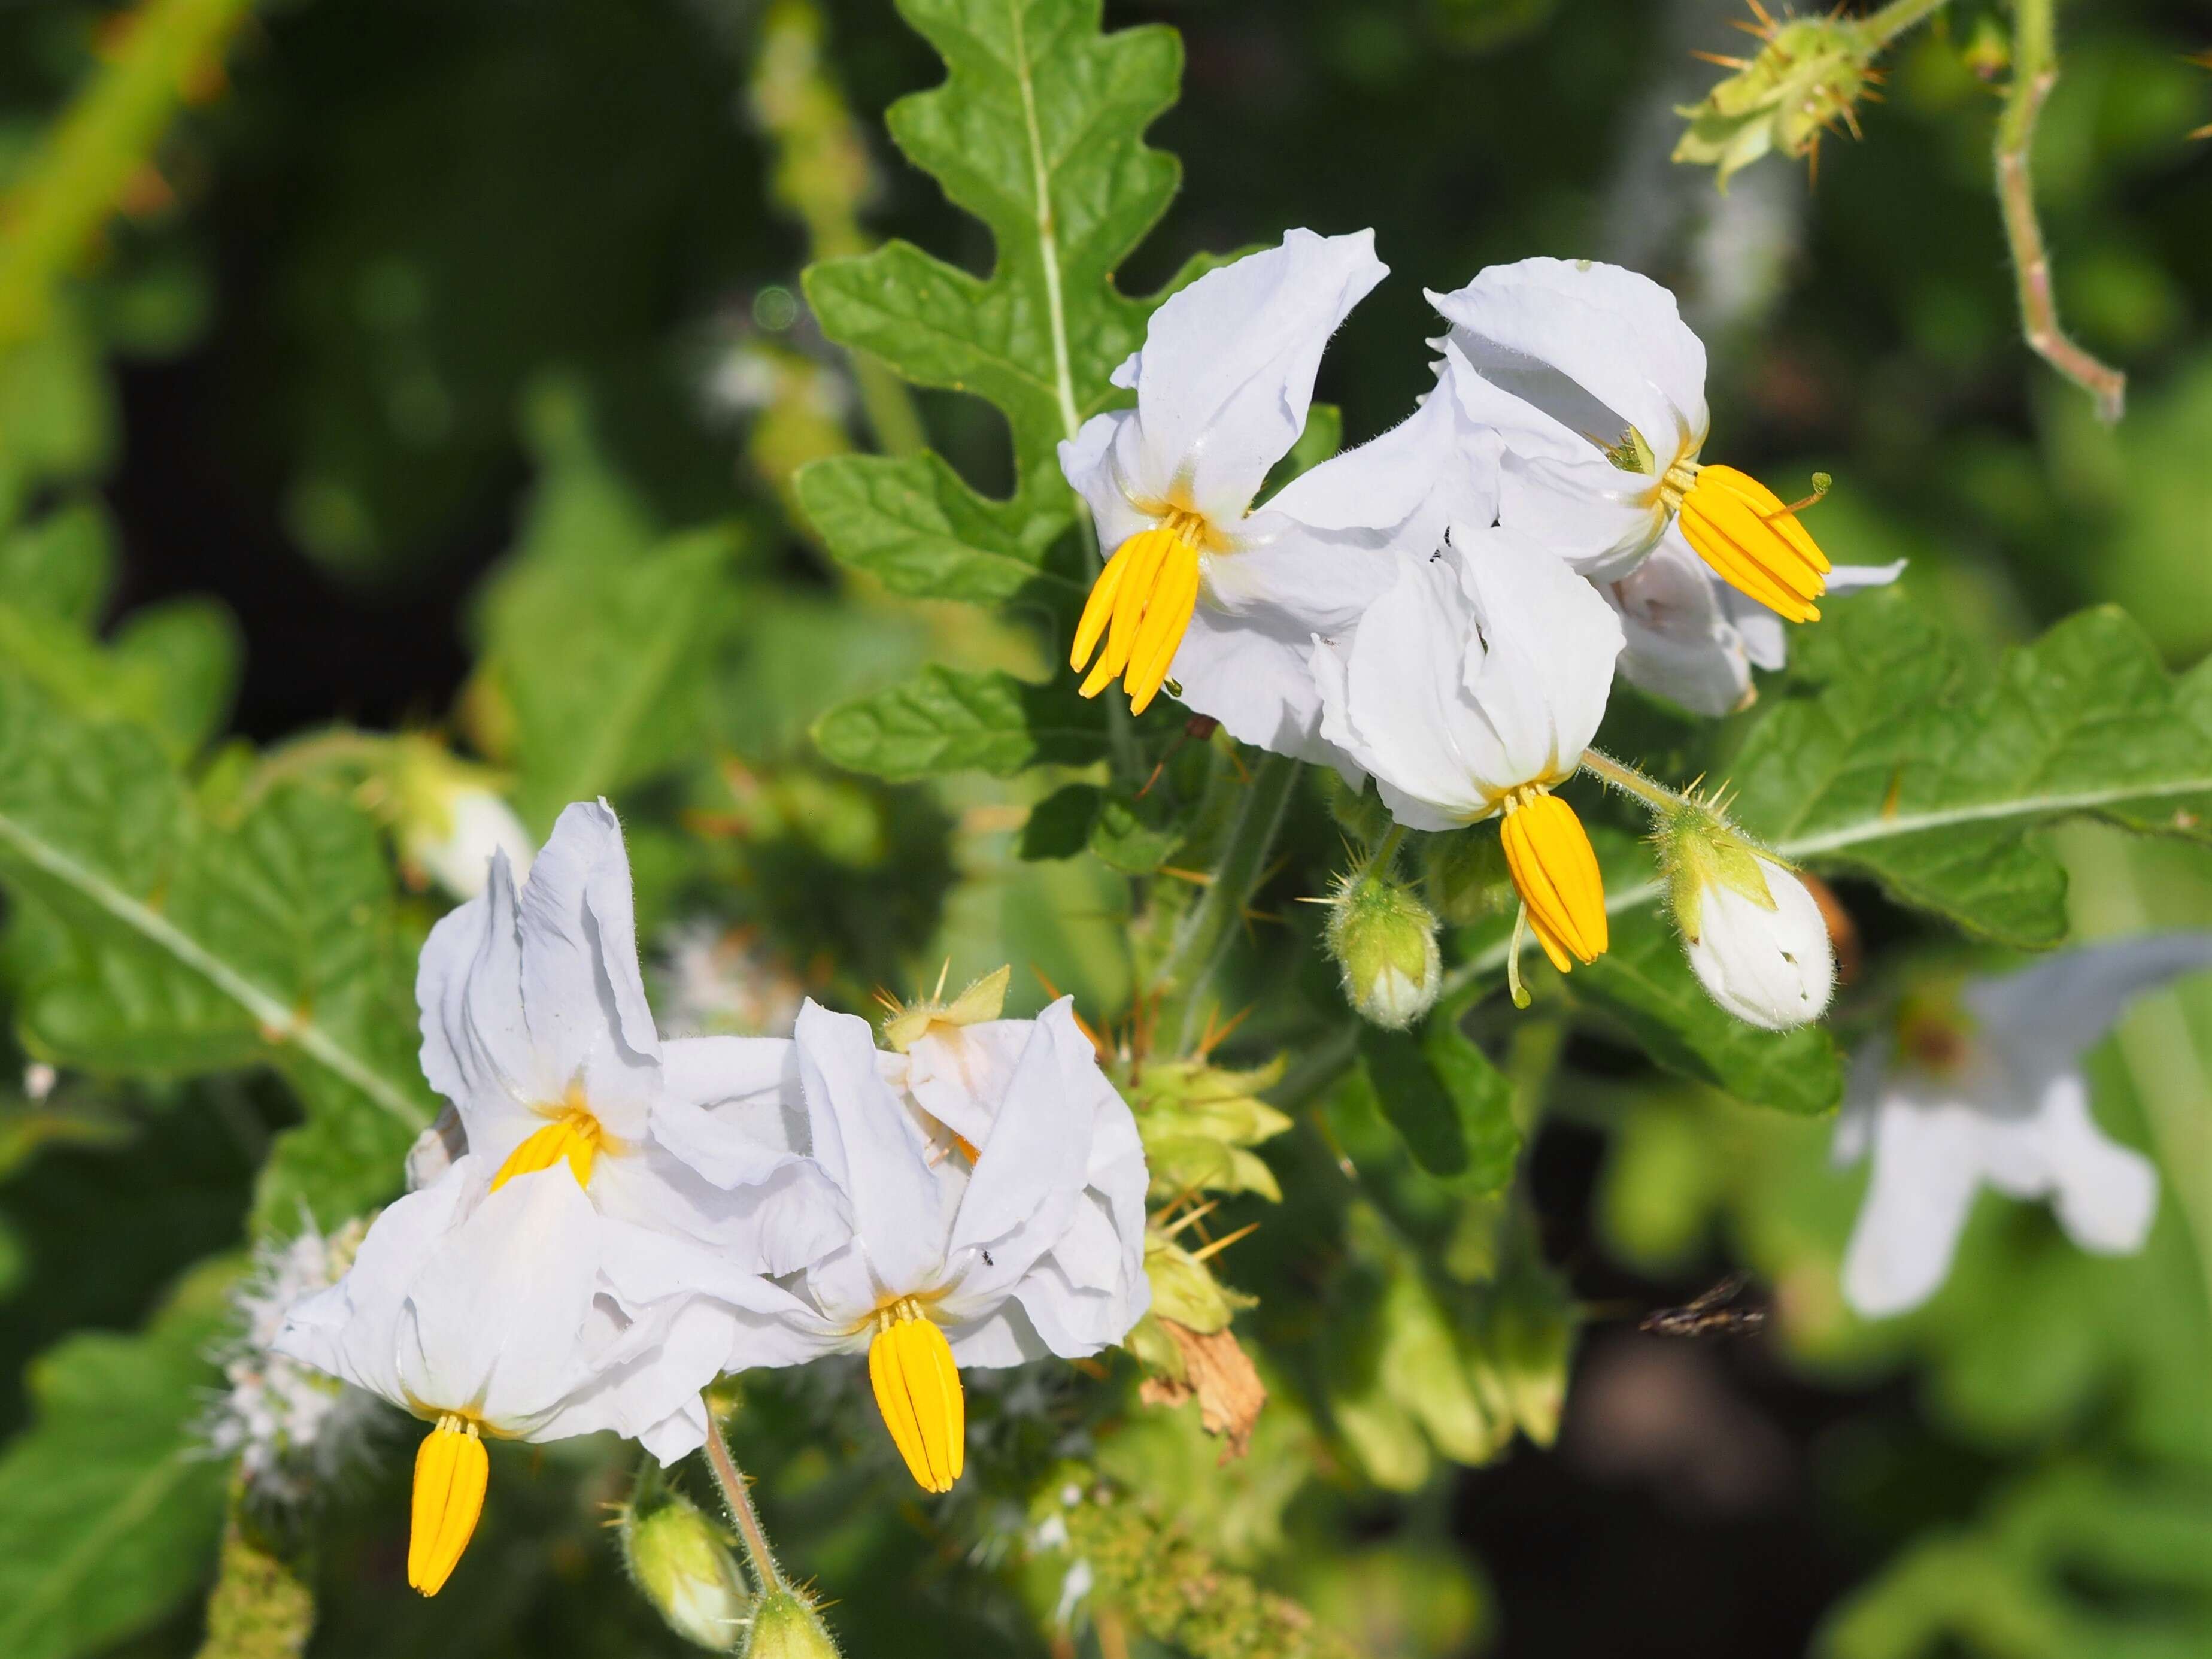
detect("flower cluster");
top-left (275, 802), bottom-right (1151, 1596)
top-left (1061, 232), bottom-right (1889, 1008)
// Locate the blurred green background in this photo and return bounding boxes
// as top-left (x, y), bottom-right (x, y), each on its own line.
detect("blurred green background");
top-left (2, 0), bottom-right (2210, 1655)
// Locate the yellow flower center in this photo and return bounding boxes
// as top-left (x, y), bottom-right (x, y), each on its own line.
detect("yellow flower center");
top-left (864, 1298), bottom-right (965, 1493)
top-left (1069, 507), bottom-right (1221, 715)
top-left (490, 1090), bottom-right (610, 1193)
top-left (1664, 460), bottom-right (1831, 624)
top-left (1497, 787), bottom-right (1608, 973)
top-left (409, 1414), bottom-right (488, 1597)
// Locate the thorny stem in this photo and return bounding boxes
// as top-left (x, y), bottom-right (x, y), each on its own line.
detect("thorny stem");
top-left (1342, 824), bottom-right (1408, 899)
top-left (1576, 748), bottom-right (1691, 815)
top-left (1996, 0), bottom-right (2126, 421)
top-left (0, 0), bottom-right (256, 351)
top-left (1853, 0), bottom-right (1951, 51)
top-left (1156, 750), bottom-right (1301, 1054)
top-left (704, 1418), bottom-right (788, 1596)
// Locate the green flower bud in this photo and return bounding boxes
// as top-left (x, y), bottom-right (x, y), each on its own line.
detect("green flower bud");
top-left (1672, 13), bottom-right (1874, 190)
top-left (623, 1490), bottom-right (752, 1652)
top-left (1421, 829), bottom-right (1515, 927)
top-left (1655, 796), bottom-right (1834, 1031)
top-left (744, 1588), bottom-right (841, 1659)
top-left (1325, 873), bottom-right (1441, 1030)
top-left (1124, 1056), bottom-right (1293, 1203)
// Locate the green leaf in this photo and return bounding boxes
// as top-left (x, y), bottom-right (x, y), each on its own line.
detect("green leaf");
top-left (1727, 593), bottom-right (2212, 947)
top-left (0, 497), bottom-right (113, 627)
top-left (0, 1256), bottom-right (238, 1659)
top-left (0, 674), bottom-right (432, 1229)
top-left (478, 525), bottom-right (738, 830)
top-left (1019, 782), bottom-right (1102, 859)
top-left (1356, 1017), bottom-right (1518, 1190)
top-left (1448, 596), bottom-right (2212, 1011)
top-left (1569, 902), bottom-right (1842, 1116)
top-left (812, 665), bottom-right (1108, 781)
top-left (795, 449), bottom-right (1081, 605)
top-left (802, 0), bottom-right (1182, 603)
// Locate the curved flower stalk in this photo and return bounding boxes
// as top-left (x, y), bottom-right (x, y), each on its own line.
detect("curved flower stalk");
top-left (712, 1000), bottom-right (1151, 1493)
top-left (274, 1157), bottom-right (752, 1594)
top-left (1834, 934), bottom-right (2212, 1317)
top-left (1429, 256), bottom-right (1836, 623)
top-left (1313, 528), bottom-right (1624, 977)
top-left (1604, 537), bottom-right (1905, 716)
top-left (1059, 228), bottom-right (1490, 760)
top-left (417, 799), bottom-right (848, 1276)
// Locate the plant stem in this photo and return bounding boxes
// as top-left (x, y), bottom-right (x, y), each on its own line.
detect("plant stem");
top-left (1855, 0), bottom-right (1951, 51)
top-left (1344, 824), bottom-right (1407, 898)
top-left (1995, 0), bottom-right (2125, 421)
top-left (1155, 750), bottom-right (1301, 1054)
top-left (703, 1420), bottom-right (787, 1596)
top-left (0, 0), bottom-right (254, 351)
top-left (1577, 748), bottom-right (1689, 815)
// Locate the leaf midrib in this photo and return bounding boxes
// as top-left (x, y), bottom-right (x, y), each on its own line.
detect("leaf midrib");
top-left (1006, 0), bottom-right (1081, 442)
top-left (0, 806), bottom-right (428, 1128)
top-left (1446, 773), bottom-right (2212, 994)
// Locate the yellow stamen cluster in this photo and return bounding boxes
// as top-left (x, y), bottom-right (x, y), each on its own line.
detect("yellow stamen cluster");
top-left (409, 1415), bottom-right (488, 1596)
top-left (1671, 462), bottom-right (1831, 624)
top-left (1070, 510), bottom-right (1212, 714)
top-left (491, 1099), bottom-right (606, 1193)
top-left (866, 1299), bottom-right (964, 1493)
top-left (1498, 788), bottom-right (1608, 972)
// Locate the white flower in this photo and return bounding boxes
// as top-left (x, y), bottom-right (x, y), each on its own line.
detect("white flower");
top-left (1605, 540), bottom-right (1905, 717)
top-left (1430, 257), bottom-right (1835, 623)
top-left (1059, 229), bottom-right (1489, 763)
top-left (1678, 853), bottom-right (1834, 1030)
top-left (1313, 527), bottom-right (1624, 976)
top-left (712, 998), bottom-right (1151, 1493)
top-left (391, 741), bottom-right (534, 899)
top-left (204, 1223), bottom-right (378, 1507)
top-left (274, 1158), bottom-right (765, 1594)
top-left (416, 799), bottom-right (847, 1277)
top-left (1834, 934), bottom-right (2212, 1317)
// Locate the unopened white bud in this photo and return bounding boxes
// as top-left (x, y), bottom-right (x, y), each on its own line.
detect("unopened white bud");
top-left (1668, 822), bottom-right (1834, 1030)
top-left (624, 1491), bottom-right (752, 1652)
top-left (1326, 874), bottom-right (1442, 1030)
top-left (392, 741), bottom-right (534, 899)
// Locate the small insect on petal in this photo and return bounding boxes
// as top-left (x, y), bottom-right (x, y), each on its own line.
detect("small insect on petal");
top-left (409, 1416), bottom-right (489, 1596)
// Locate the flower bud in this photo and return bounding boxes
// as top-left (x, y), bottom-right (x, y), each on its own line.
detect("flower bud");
top-left (1420, 829), bottom-right (1515, 927)
top-left (744, 1588), bottom-right (841, 1659)
top-left (392, 739), bottom-right (534, 899)
top-left (623, 1490), bottom-right (751, 1652)
top-left (1672, 14), bottom-right (1873, 190)
top-left (1325, 874), bottom-right (1441, 1030)
top-left (1661, 806), bottom-right (1834, 1030)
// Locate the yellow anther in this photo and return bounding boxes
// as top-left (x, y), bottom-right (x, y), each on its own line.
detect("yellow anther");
top-left (1675, 463), bottom-right (1831, 624)
top-left (1498, 790), bottom-right (1608, 973)
top-left (865, 1300), bottom-right (964, 1493)
top-left (1070, 511), bottom-right (1210, 715)
top-left (490, 1109), bottom-right (603, 1193)
top-left (409, 1415), bottom-right (488, 1597)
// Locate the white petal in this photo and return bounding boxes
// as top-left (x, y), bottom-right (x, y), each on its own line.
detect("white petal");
top-left (416, 853), bottom-right (540, 1158)
top-left (944, 1003), bottom-right (1095, 1300)
top-left (1606, 539), bottom-right (1753, 717)
top-left (2028, 1070), bottom-right (2157, 1255)
top-left (1428, 257), bottom-right (1707, 463)
top-left (1315, 556), bottom-right (1493, 824)
top-left (1264, 368), bottom-right (1498, 545)
top-left (1454, 526), bottom-right (1624, 780)
top-left (273, 1163), bottom-right (473, 1406)
top-left (1057, 410), bottom-right (1155, 552)
top-left (1127, 229), bottom-right (1387, 523)
top-left (1838, 1087), bottom-right (1992, 1318)
top-left (794, 1000), bottom-right (948, 1296)
top-left (517, 801), bottom-right (662, 1139)
top-left (1171, 606), bottom-right (1358, 777)
top-left (943, 1299), bottom-right (1050, 1368)
top-left (1967, 933), bottom-right (2212, 1084)
top-left (397, 1167), bottom-right (602, 1427)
